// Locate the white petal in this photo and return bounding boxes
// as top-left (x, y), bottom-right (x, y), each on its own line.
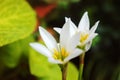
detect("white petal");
top-left (64, 49), bottom-right (83, 62)
top-left (69, 19), bottom-right (78, 36)
top-left (54, 17), bottom-right (77, 36)
top-left (60, 20), bottom-right (71, 47)
top-left (39, 27), bottom-right (57, 50)
top-left (54, 18), bottom-right (77, 37)
top-left (85, 33), bottom-right (98, 44)
top-left (67, 32), bottom-right (80, 52)
top-left (53, 27), bottom-right (61, 34)
top-left (48, 58), bottom-right (63, 64)
top-left (90, 21), bottom-right (99, 34)
top-left (65, 17), bottom-right (77, 36)
top-left (30, 43), bottom-right (52, 57)
top-left (78, 12), bottom-right (90, 32)
top-left (65, 17), bottom-right (69, 22)
top-left (85, 41), bottom-right (92, 51)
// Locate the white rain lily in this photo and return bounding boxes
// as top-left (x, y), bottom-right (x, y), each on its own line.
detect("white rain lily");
top-left (30, 20), bottom-right (83, 64)
top-left (54, 12), bottom-right (99, 51)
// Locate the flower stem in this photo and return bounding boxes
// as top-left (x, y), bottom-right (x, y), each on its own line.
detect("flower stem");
top-left (60, 63), bottom-right (68, 80)
top-left (79, 52), bottom-right (85, 80)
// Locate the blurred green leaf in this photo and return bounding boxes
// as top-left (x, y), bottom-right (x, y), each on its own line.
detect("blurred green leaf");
top-left (118, 72), bottom-right (120, 80)
top-left (70, 0), bottom-right (80, 3)
top-left (67, 62), bottom-right (79, 80)
top-left (29, 48), bottom-right (79, 80)
top-left (58, 1), bottom-right (69, 8)
top-left (0, 0), bottom-right (36, 47)
top-left (0, 35), bottom-right (35, 68)
top-left (29, 48), bottom-right (61, 80)
top-left (0, 41), bottom-right (22, 68)
top-left (92, 35), bottom-right (101, 47)
top-left (58, 0), bottom-right (80, 9)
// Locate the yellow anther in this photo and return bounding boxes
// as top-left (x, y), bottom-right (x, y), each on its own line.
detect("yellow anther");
top-left (61, 48), bottom-right (65, 56)
top-left (53, 49), bottom-right (60, 59)
top-left (53, 47), bottom-right (69, 61)
top-left (61, 47), bottom-right (69, 59)
top-left (80, 33), bottom-right (88, 43)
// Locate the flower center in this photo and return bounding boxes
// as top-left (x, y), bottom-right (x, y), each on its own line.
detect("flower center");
top-left (53, 47), bottom-right (69, 61)
top-left (80, 33), bottom-right (89, 43)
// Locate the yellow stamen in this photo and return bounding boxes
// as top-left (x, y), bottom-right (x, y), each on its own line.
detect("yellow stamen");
top-left (61, 47), bottom-right (69, 60)
top-left (53, 47), bottom-right (69, 61)
top-left (53, 49), bottom-right (60, 59)
top-left (80, 33), bottom-right (89, 43)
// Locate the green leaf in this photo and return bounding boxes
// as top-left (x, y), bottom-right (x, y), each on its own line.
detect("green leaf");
top-left (0, 41), bottom-right (22, 68)
top-left (67, 63), bottom-right (79, 80)
top-left (92, 35), bottom-right (101, 47)
top-left (0, 35), bottom-right (35, 68)
top-left (70, 0), bottom-right (80, 3)
top-left (0, 0), bottom-right (36, 47)
top-left (29, 47), bottom-right (79, 80)
top-left (29, 48), bottom-right (61, 80)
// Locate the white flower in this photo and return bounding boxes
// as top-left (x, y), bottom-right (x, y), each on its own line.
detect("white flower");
top-left (54, 12), bottom-right (99, 51)
top-left (30, 20), bottom-right (83, 64)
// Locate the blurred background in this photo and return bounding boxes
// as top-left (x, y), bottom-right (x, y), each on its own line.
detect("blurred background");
top-left (0, 0), bottom-right (120, 80)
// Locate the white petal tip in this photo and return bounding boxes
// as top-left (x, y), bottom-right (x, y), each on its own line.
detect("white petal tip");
top-left (84, 11), bottom-right (88, 15)
top-left (29, 43), bottom-right (34, 46)
top-left (65, 17), bottom-right (68, 19)
top-left (65, 17), bottom-right (71, 22)
top-left (39, 26), bottom-right (43, 31)
top-left (96, 21), bottom-right (100, 24)
top-left (53, 27), bottom-right (61, 34)
top-left (94, 21), bottom-right (100, 27)
top-left (38, 26), bottom-right (42, 29)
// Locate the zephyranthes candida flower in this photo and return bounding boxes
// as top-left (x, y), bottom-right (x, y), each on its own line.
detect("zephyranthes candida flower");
top-left (54, 12), bottom-right (99, 51)
top-left (30, 20), bottom-right (83, 64)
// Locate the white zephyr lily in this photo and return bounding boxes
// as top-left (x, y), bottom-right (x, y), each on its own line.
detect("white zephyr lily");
top-left (54, 12), bottom-right (99, 51)
top-left (30, 20), bottom-right (83, 64)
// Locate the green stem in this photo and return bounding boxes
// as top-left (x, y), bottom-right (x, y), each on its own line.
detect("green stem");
top-left (79, 52), bottom-right (85, 80)
top-left (60, 63), bottom-right (68, 80)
